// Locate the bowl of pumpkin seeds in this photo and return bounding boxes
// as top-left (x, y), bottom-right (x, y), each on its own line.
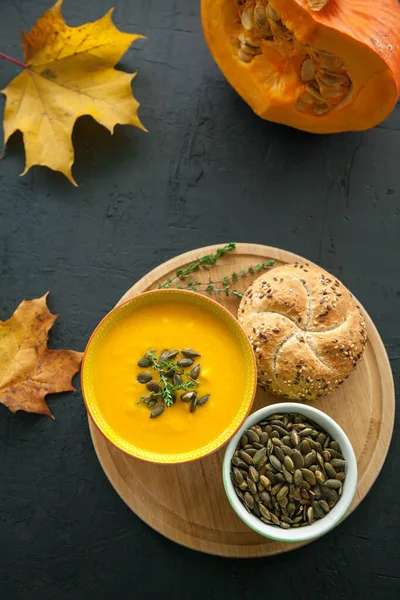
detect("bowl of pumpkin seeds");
top-left (223, 403), bottom-right (357, 542)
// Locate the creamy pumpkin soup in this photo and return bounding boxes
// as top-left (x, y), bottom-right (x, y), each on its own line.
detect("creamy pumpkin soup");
top-left (86, 298), bottom-right (251, 456)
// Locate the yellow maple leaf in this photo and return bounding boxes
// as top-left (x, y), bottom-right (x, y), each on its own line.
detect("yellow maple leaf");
top-left (1, 0), bottom-right (146, 185)
top-left (0, 293), bottom-right (83, 418)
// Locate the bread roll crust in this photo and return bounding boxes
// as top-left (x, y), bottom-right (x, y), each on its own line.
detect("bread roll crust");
top-left (238, 262), bottom-right (367, 401)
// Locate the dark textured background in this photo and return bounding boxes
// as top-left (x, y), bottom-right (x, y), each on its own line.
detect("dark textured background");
top-left (0, 1), bottom-right (399, 598)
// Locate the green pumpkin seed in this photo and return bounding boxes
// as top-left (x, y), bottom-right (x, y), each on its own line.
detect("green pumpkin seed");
top-left (271, 483), bottom-right (283, 496)
top-left (181, 348), bottom-right (201, 358)
top-left (277, 485), bottom-right (289, 501)
top-left (190, 397), bottom-right (198, 413)
top-left (260, 475), bottom-right (272, 490)
top-left (290, 485), bottom-right (302, 501)
top-left (294, 469), bottom-right (304, 488)
top-left (173, 373), bottom-right (182, 386)
top-left (311, 500), bottom-right (324, 519)
top-left (330, 440), bottom-right (341, 452)
top-left (292, 449), bottom-right (304, 468)
top-left (301, 468), bottom-right (316, 486)
top-left (244, 492), bottom-right (254, 509)
top-left (325, 462), bottom-right (337, 479)
top-left (273, 446), bottom-right (285, 462)
top-left (158, 350), bottom-right (170, 363)
top-left (321, 486), bottom-right (339, 501)
top-left (249, 466), bottom-right (259, 483)
top-left (253, 447), bottom-right (267, 465)
top-left (291, 429), bottom-right (300, 446)
top-left (147, 381), bottom-right (160, 393)
top-left (181, 391), bottom-right (196, 402)
top-left (325, 479), bottom-right (342, 489)
top-left (328, 448), bottom-right (344, 460)
top-left (246, 429), bottom-right (261, 444)
top-left (315, 470), bottom-right (326, 484)
top-left (259, 505), bottom-right (272, 520)
top-left (177, 357), bottom-right (194, 368)
top-left (331, 458), bottom-right (346, 468)
top-left (319, 499), bottom-right (330, 514)
top-left (304, 450), bottom-right (317, 468)
top-left (137, 372), bottom-right (152, 384)
top-left (253, 425), bottom-right (263, 437)
top-left (260, 490), bottom-right (271, 504)
top-left (233, 468), bottom-right (244, 485)
top-left (246, 448), bottom-right (257, 457)
top-left (239, 450), bottom-right (253, 465)
top-left (150, 405), bottom-right (164, 419)
top-left (147, 399), bottom-right (157, 409)
top-left (284, 455), bottom-right (295, 472)
top-left (282, 466), bottom-right (293, 484)
top-left (247, 478), bottom-right (258, 495)
top-left (300, 439), bottom-right (312, 454)
top-left (270, 455), bottom-right (283, 471)
top-left (267, 438), bottom-right (274, 456)
top-left (271, 437), bottom-right (282, 447)
top-left (197, 394), bottom-right (210, 407)
top-left (270, 513), bottom-right (280, 526)
top-left (322, 450), bottom-right (332, 462)
top-left (256, 455), bottom-right (267, 470)
top-left (281, 445), bottom-right (293, 457)
top-left (190, 364), bottom-right (201, 379)
top-left (138, 357), bottom-right (152, 368)
top-left (261, 432), bottom-right (269, 445)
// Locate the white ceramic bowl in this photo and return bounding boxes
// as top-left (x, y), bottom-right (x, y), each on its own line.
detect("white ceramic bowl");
top-left (222, 403), bottom-right (358, 543)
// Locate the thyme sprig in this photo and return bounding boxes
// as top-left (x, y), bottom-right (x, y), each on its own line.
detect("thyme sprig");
top-left (141, 350), bottom-right (197, 407)
top-left (158, 243), bottom-right (275, 299)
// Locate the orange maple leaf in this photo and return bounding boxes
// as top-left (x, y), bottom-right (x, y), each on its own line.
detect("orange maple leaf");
top-left (0, 293), bottom-right (83, 418)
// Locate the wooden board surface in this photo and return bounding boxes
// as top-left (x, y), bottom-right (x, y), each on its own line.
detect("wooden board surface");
top-left (88, 243), bottom-right (395, 557)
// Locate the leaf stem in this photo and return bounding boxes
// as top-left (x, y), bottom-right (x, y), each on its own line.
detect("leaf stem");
top-left (0, 52), bottom-right (27, 69)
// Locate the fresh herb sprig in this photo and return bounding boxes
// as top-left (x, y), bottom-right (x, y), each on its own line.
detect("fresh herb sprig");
top-left (158, 243), bottom-right (275, 299)
top-left (141, 350), bottom-right (198, 408)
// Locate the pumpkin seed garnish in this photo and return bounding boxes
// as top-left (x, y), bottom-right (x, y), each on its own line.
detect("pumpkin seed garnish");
top-left (177, 357), bottom-right (194, 368)
top-left (158, 350), bottom-right (170, 364)
top-left (181, 348), bottom-right (201, 358)
top-left (150, 406), bottom-right (164, 419)
top-left (190, 364), bottom-right (201, 379)
top-left (230, 412), bottom-right (346, 529)
top-left (197, 394), bottom-right (210, 407)
top-left (147, 381), bottom-right (161, 393)
top-left (138, 357), bottom-right (152, 368)
top-left (137, 372), bottom-right (152, 384)
top-left (181, 391), bottom-right (196, 403)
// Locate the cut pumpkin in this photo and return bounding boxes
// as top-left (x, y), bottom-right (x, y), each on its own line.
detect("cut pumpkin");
top-left (201, 0), bottom-right (400, 133)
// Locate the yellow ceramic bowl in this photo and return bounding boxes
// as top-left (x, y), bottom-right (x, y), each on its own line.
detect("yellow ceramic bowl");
top-left (82, 289), bottom-right (257, 464)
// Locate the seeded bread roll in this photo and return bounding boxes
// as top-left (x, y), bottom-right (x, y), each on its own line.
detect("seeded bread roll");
top-left (238, 262), bottom-right (367, 401)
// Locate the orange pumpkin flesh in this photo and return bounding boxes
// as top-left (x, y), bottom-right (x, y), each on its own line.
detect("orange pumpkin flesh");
top-left (201, 0), bottom-right (400, 133)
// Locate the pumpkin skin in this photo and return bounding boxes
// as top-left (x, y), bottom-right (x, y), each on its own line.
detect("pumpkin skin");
top-left (201, 0), bottom-right (400, 133)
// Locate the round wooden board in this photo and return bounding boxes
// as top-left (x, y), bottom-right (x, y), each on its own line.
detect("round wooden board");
top-left (88, 243), bottom-right (395, 557)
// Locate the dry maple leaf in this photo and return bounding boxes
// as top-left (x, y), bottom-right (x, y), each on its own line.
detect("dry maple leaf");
top-left (0, 293), bottom-right (83, 418)
top-left (1, 0), bottom-right (146, 185)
